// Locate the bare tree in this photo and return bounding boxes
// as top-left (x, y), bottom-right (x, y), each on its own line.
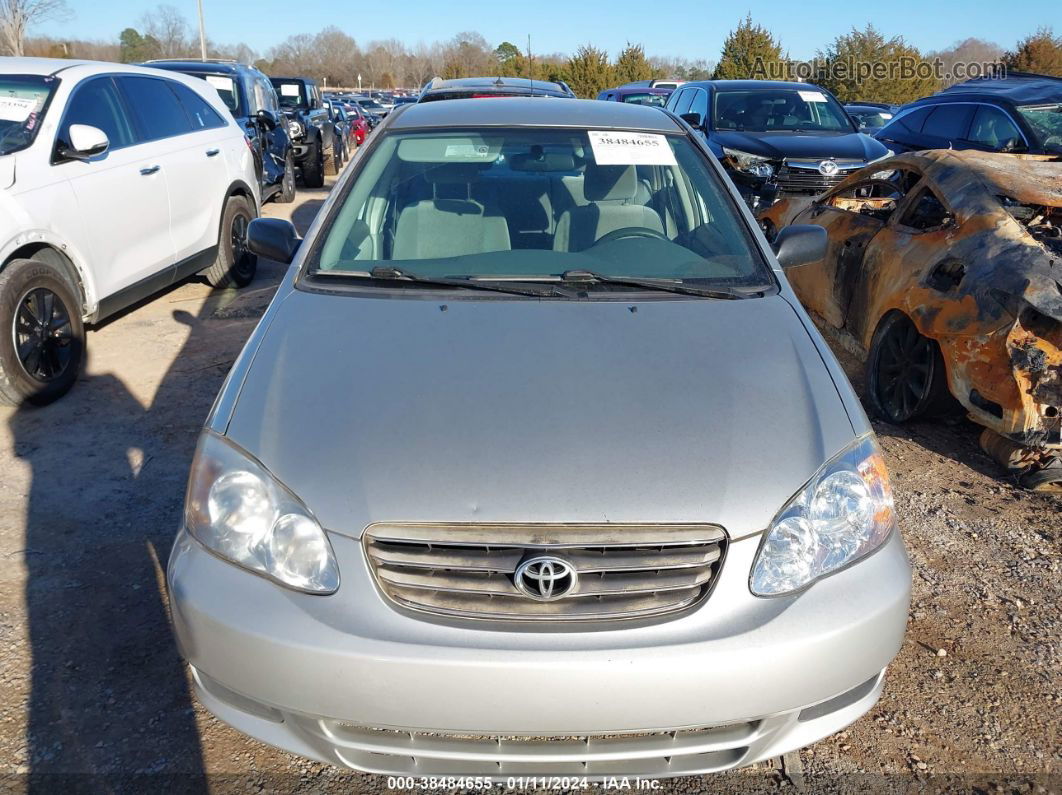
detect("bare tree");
top-left (0, 0), bottom-right (69, 56)
top-left (140, 3), bottom-right (189, 58)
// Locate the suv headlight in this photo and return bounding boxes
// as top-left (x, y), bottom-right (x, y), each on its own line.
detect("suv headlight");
top-left (287, 119), bottom-right (303, 139)
top-left (185, 431), bottom-right (339, 594)
top-left (722, 147), bottom-right (776, 178)
top-left (750, 435), bottom-right (895, 596)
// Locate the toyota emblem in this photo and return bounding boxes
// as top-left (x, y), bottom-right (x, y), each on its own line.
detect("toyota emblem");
top-left (818, 160), bottom-right (839, 177)
top-left (514, 556), bottom-right (578, 601)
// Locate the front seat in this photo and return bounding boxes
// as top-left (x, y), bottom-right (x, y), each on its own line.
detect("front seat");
top-left (553, 165), bottom-right (664, 252)
top-left (392, 164), bottom-right (510, 260)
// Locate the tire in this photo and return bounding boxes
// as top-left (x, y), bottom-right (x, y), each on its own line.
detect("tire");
top-left (204, 195), bottom-right (257, 289)
top-left (866, 311), bottom-right (952, 423)
top-left (275, 151), bottom-right (296, 204)
top-left (301, 141), bottom-right (324, 189)
top-left (324, 140), bottom-right (338, 176)
top-left (0, 258), bottom-right (84, 406)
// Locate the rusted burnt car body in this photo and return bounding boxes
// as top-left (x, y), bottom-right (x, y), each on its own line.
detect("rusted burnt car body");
top-left (759, 150), bottom-right (1062, 487)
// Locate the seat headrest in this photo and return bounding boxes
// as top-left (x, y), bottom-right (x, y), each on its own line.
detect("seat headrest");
top-left (584, 164), bottom-right (638, 201)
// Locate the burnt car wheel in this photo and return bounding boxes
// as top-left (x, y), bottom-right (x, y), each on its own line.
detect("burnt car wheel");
top-left (867, 312), bottom-right (952, 423)
top-left (0, 259), bottom-right (85, 406)
top-left (276, 151), bottom-right (296, 204)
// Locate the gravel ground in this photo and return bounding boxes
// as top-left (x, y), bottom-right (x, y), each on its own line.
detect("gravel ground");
top-left (0, 177), bottom-right (1058, 794)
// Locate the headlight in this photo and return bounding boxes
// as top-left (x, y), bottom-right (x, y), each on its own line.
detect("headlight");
top-left (722, 147), bottom-right (776, 178)
top-left (185, 431), bottom-right (339, 594)
top-left (287, 119), bottom-right (303, 139)
top-left (750, 435), bottom-right (895, 596)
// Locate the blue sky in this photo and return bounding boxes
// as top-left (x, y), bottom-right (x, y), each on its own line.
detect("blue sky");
top-left (34, 0), bottom-right (1045, 61)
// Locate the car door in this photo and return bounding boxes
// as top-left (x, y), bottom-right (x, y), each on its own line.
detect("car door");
top-left (846, 180), bottom-right (960, 344)
top-left (254, 76), bottom-right (287, 187)
top-left (786, 187), bottom-right (890, 328)
top-left (117, 75), bottom-right (230, 266)
top-left (54, 74), bottom-right (176, 300)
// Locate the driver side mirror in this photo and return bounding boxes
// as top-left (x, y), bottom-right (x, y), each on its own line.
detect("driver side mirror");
top-left (256, 109), bottom-right (279, 130)
top-left (772, 225), bottom-right (828, 270)
top-left (247, 218), bottom-right (300, 264)
top-left (679, 112), bottom-right (703, 128)
top-left (61, 124), bottom-right (109, 161)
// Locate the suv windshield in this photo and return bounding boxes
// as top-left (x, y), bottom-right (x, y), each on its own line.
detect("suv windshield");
top-left (201, 74), bottom-right (239, 113)
top-left (273, 80), bottom-right (307, 109)
top-left (309, 128), bottom-right (773, 292)
top-left (713, 88), bottom-right (853, 132)
top-left (357, 99), bottom-right (385, 111)
top-left (0, 75), bottom-right (58, 156)
top-left (1017, 104), bottom-right (1062, 153)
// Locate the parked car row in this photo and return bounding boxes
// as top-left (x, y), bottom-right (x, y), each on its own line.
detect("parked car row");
top-left (0, 57), bottom-right (261, 405)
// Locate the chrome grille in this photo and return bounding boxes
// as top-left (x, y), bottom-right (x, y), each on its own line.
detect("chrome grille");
top-left (775, 159), bottom-right (865, 195)
top-left (363, 524), bottom-right (726, 622)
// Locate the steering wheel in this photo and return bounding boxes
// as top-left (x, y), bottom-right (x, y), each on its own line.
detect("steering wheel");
top-left (592, 227), bottom-right (670, 246)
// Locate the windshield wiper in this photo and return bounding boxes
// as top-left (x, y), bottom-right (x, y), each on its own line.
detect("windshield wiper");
top-left (558, 270), bottom-right (756, 299)
top-left (313, 266), bottom-right (563, 297)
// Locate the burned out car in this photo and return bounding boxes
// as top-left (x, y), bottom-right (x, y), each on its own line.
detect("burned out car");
top-left (759, 150), bottom-right (1062, 490)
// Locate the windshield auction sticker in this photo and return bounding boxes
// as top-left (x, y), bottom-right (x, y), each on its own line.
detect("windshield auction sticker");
top-left (588, 131), bottom-right (677, 166)
top-left (798, 90), bottom-right (828, 103)
top-left (0, 96), bottom-right (36, 122)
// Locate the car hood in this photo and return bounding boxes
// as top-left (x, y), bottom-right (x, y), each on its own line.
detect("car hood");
top-left (711, 130), bottom-right (888, 161)
top-left (225, 292), bottom-right (855, 540)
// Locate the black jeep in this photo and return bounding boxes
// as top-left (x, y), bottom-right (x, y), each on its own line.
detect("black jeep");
top-left (147, 59), bottom-right (296, 203)
top-left (269, 76), bottom-right (337, 188)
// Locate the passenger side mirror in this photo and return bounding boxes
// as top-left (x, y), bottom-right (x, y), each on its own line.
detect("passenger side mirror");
top-left (679, 112), bottom-right (703, 128)
top-left (247, 218), bottom-right (300, 264)
top-left (256, 109), bottom-right (279, 130)
top-left (771, 225), bottom-right (828, 270)
top-left (64, 124), bottom-right (109, 160)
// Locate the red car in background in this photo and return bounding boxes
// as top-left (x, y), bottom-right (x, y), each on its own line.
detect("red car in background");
top-left (343, 102), bottom-right (370, 145)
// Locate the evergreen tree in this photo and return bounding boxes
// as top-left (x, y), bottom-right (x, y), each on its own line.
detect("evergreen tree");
top-left (564, 44), bottom-right (614, 98)
top-left (713, 14), bottom-right (785, 80)
top-left (613, 42), bottom-right (655, 84)
top-left (817, 24), bottom-right (940, 104)
top-left (1004, 27), bottom-right (1062, 76)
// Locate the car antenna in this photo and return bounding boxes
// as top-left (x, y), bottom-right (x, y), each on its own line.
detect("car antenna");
top-left (527, 34), bottom-right (533, 96)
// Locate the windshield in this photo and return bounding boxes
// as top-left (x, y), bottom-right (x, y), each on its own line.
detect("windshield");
top-left (200, 74), bottom-right (238, 113)
top-left (622, 92), bottom-right (669, 107)
top-left (358, 99), bottom-right (385, 110)
top-left (849, 110), bottom-right (892, 129)
top-left (0, 75), bottom-right (58, 156)
top-left (1017, 104), bottom-right (1062, 153)
top-left (273, 80), bottom-right (307, 108)
top-left (308, 128), bottom-right (772, 292)
top-left (713, 88), bottom-right (853, 132)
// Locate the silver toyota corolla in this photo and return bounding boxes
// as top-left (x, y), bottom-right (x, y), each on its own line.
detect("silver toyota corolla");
top-left (168, 97), bottom-right (911, 779)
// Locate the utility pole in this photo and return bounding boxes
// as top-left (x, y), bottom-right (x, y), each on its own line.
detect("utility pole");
top-left (197, 0), bottom-right (207, 60)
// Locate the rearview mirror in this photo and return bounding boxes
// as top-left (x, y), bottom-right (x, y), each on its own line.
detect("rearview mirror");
top-left (771, 225), bottom-right (827, 270)
top-left (65, 124), bottom-right (109, 160)
top-left (679, 112), bottom-right (702, 128)
top-left (256, 109), bottom-right (278, 130)
top-left (247, 218), bottom-right (300, 264)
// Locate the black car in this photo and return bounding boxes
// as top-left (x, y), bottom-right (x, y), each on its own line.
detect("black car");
top-left (874, 73), bottom-right (1062, 155)
top-left (665, 80), bottom-right (890, 210)
top-left (351, 96), bottom-right (389, 120)
top-left (323, 99), bottom-right (351, 170)
top-left (417, 76), bottom-right (576, 102)
top-left (843, 103), bottom-right (898, 134)
top-left (147, 59), bottom-right (295, 203)
top-left (269, 76), bottom-right (337, 188)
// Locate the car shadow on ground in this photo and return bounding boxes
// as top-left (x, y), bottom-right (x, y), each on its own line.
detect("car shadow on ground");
top-left (8, 190), bottom-right (317, 788)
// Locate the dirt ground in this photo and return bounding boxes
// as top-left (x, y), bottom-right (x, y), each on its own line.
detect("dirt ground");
top-left (0, 176), bottom-right (1058, 794)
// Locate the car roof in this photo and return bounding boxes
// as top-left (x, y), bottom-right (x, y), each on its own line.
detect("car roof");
top-left (679, 79), bottom-right (832, 92)
top-left (143, 60), bottom-right (246, 75)
top-left (389, 97), bottom-right (683, 131)
top-left (0, 57), bottom-right (197, 80)
top-left (938, 72), bottom-right (1062, 105)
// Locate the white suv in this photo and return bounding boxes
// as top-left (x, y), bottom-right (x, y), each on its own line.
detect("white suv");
top-left (0, 58), bottom-right (261, 406)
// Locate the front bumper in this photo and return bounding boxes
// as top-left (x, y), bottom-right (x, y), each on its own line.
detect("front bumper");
top-left (168, 529), bottom-right (910, 777)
